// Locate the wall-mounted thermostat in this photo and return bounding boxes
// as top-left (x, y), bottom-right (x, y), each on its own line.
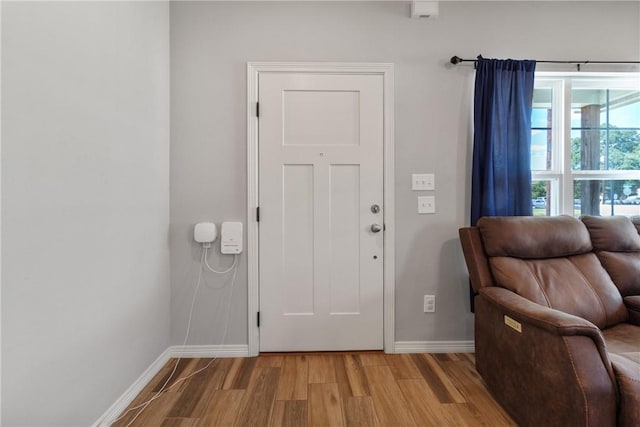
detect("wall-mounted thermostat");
top-left (221, 222), bottom-right (243, 254)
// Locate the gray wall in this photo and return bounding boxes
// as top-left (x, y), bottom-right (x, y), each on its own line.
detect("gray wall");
top-left (170, 1), bottom-right (640, 345)
top-left (2, 2), bottom-right (170, 425)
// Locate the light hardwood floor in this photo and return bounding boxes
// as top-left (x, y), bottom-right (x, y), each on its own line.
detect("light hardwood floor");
top-left (112, 352), bottom-right (516, 426)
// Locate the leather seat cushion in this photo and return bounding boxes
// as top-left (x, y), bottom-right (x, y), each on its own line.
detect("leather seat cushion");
top-left (603, 323), bottom-right (640, 361)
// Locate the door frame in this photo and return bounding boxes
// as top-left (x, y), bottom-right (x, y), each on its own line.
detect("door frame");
top-left (246, 62), bottom-right (395, 356)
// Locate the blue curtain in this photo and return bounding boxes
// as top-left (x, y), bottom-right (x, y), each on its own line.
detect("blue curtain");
top-left (471, 57), bottom-right (537, 226)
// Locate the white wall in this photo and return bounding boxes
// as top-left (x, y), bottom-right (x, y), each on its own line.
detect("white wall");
top-left (170, 1), bottom-right (640, 345)
top-left (2, 2), bottom-right (170, 425)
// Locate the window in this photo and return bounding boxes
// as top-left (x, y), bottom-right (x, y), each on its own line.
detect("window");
top-left (531, 73), bottom-right (640, 217)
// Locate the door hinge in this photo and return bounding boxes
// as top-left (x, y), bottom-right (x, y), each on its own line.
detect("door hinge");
top-left (256, 102), bottom-right (260, 118)
top-left (256, 206), bottom-right (260, 222)
top-left (257, 311), bottom-right (260, 327)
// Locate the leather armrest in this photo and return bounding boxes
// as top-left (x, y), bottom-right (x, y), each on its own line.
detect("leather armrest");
top-left (475, 287), bottom-right (617, 426)
top-left (610, 354), bottom-right (640, 427)
top-left (480, 287), bottom-right (604, 336)
top-left (624, 296), bottom-right (640, 325)
top-left (479, 286), bottom-right (612, 376)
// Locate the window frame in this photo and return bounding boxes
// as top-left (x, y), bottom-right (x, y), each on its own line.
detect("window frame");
top-left (532, 72), bottom-right (640, 216)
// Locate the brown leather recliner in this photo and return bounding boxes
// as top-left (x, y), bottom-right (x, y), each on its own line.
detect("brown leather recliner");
top-left (459, 215), bottom-right (640, 427)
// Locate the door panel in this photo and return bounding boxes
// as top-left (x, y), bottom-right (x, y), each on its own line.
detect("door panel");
top-left (283, 90), bottom-right (361, 146)
top-left (330, 164), bottom-right (361, 314)
top-left (282, 164), bottom-right (314, 315)
top-left (259, 72), bottom-right (384, 351)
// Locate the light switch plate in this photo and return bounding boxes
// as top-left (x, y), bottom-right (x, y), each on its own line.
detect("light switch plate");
top-left (424, 295), bottom-right (436, 313)
top-left (412, 173), bottom-right (435, 191)
top-left (418, 196), bottom-right (435, 214)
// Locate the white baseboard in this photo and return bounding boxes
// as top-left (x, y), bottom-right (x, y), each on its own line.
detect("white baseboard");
top-left (92, 344), bottom-right (250, 426)
top-left (168, 344), bottom-right (249, 358)
top-left (92, 347), bottom-right (171, 427)
top-left (394, 340), bottom-right (475, 354)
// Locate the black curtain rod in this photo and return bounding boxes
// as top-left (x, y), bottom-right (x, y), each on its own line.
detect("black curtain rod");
top-left (450, 55), bottom-right (640, 70)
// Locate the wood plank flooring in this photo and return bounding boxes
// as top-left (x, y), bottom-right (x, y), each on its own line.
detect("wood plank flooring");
top-left (112, 352), bottom-right (515, 426)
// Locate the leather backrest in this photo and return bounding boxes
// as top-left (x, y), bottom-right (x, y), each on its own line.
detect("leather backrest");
top-left (477, 216), bottom-right (627, 329)
top-left (582, 215), bottom-right (640, 297)
top-left (479, 215), bottom-right (592, 258)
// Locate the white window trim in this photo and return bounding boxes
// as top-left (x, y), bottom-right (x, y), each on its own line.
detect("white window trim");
top-left (532, 72), bottom-right (640, 216)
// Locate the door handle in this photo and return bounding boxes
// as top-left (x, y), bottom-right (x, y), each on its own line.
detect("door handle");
top-left (370, 224), bottom-right (382, 233)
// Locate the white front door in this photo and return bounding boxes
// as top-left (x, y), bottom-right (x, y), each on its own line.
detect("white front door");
top-left (258, 72), bottom-right (384, 351)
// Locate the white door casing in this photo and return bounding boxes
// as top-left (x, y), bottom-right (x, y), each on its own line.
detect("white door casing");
top-left (247, 62), bottom-right (395, 355)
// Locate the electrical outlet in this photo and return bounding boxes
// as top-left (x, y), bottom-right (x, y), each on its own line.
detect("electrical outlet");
top-left (424, 295), bottom-right (436, 313)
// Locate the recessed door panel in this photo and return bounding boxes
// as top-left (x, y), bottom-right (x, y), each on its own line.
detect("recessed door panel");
top-left (330, 164), bottom-right (361, 315)
top-left (283, 90), bottom-right (360, 146)
top-left (282, 164), bottom-right (315, 315)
